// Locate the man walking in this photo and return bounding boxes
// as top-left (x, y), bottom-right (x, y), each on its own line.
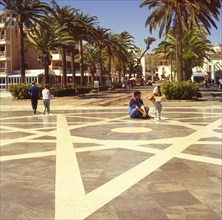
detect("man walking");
top-left (29, 81), bottom-right (39, 114)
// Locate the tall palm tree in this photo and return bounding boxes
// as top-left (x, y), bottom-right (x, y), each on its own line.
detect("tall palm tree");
top-left (111, 32), bottom-right (137, 81)
top-left (0, 0), bottom-right (51, 83)
top-left (140, 0), bottom-right (221, 81)
top-left (93, 26), bottom-right (112, 84)
top-left (83, 44), bottom-right (100, 83)
top-left (74, 12), bottom-right (98, 85)
top-left (26, 18), bottom-right (73, 84)
top-left (50, 0), bottom-right (78, 87)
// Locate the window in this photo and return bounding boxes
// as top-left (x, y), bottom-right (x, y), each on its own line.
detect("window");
top-left (0, 47), bottom-right (5, 56)
top-left (0, 62), bottom-right (6, 72)
top-left (0, 30), bottom-right (5, 39)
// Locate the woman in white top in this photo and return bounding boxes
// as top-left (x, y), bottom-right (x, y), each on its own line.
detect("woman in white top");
top-left (42, 85), bottom-right (51, 114)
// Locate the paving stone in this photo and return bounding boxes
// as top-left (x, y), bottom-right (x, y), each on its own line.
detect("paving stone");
top-left (0, 88), bottom-right (221, 219)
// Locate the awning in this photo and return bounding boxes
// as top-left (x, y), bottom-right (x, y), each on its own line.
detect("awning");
top-left (192, 73), bottom-right (207, 77)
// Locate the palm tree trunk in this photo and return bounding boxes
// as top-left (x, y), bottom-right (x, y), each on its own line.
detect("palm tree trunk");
top-left (62, 46), bottom-right (67, 87)
top-left (71, 50), bottom-right (76, 87)
top-left (99, 51), bottom-right (103, 84)
top-left (118, 66), bottom-right (122, 83)
top-left (45, 65), bottom-right (49, 84)
top-left (184, 60), bottom-right (193, 80)
top-left (79, 40), bottom-right (84, 86)
top-left (175, 18), bottom-right (184, 81)
top-left (19, 22), bottom-right (25, 83)
top-left (108, 56), bottom-right (111, 79)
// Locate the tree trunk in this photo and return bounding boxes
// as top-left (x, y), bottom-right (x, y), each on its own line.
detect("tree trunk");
top-left (19, 22), bottom-right (25, 83)
top-left (108, 55), bottom-right (112, 80)
top-left (118, 66), bottom-right (122, 83)
top-left (175, 17), bottom-right (184, 81)
top-left (99, 51), bottom-right (103, 84)
top-left (184, 60), bottom-right (193, 80)
top-left (79, 40), bottom-right (84, 86)
top-left (62, 46), bottom-right (67, 87)
top-left (71, 50), bottom-right (76, 87)
top-left (45, 65), bottom-right (49, 84)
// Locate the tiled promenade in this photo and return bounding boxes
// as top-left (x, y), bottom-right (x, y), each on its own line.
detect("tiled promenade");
top-left (0, 88), bottom-right (221, 220)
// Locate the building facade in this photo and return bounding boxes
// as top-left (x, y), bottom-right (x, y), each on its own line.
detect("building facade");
top-left (140, 44), bottom-right (222, 83)
top-left (0, 18), bottom-right (86, 90)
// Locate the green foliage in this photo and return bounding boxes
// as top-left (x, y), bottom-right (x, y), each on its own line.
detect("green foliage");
top-left (50, 88), bottom-right (76, 97)
top-left (112, 82), bottom-right (122, 88)
top-left (77, 85), bottom-right (92, 94)
top-left (7, 83), bottom-right (113, 99)
top-left (7, 84), bottom-right (41, 99)
top-left (160, 81), bottom-right (198, 100)
top-left (7, 84), bottom-right (26, 99)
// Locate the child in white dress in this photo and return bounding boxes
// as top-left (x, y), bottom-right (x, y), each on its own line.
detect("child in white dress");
top-left (149, 95), bottom-right (162, 120)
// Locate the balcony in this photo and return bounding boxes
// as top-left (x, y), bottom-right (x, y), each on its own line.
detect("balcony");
top-left (0, 51), bottom-right (5, 56)
top-left (0, 68), bottom-right (6, 74)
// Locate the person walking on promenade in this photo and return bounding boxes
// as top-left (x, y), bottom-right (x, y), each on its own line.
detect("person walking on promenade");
top-left (42, 85), bottom-right (51, 114)
top-left (149, 95), bottom-right (162, 120)
top-left (128, 90), bottom-right (149, 119)
top-left (29, 81), bottom-right (39, 114)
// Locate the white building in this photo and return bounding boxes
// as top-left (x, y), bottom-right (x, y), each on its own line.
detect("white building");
top-left (192, 44), bottom-right (222, 82)
top-left (140, 44), bottom-right (222, 82)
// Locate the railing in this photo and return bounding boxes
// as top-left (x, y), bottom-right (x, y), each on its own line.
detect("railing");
top-left (0, 51), bottom-right (5, 56)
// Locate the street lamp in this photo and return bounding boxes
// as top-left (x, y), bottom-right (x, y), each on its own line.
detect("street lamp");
top-left (37, 53), bottom-right (52, 84)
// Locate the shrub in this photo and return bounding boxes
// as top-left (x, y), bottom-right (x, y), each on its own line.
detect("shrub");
top-left (112, 82), bottom-right (122, 88)
top-left (7, 83), bottom-right (45, 99)
top-left (50, 88), bottom-right (76, 97)
top-left (7, 84), bottom-right (30, 99)
top-left (77, 85), bottom-right (93, 94)
top-left (160, 81), bottom-right (198, 100)
top-left (7, 83), bottom-right (109, 98)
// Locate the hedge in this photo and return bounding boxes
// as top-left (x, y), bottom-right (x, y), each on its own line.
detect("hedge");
top-left (7, 83), bottom-right (44, 99)
top-left (160, 81), bottom-right (198, 100)
top-left (7, 84), bottom-right (109, 99)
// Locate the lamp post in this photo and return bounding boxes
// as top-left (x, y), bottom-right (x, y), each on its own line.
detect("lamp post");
top-left (37, 53), bottom-right (52, 84)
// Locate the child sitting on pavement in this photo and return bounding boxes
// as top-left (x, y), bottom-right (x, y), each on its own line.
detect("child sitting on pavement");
top-left (149, 95), bottom-right (162, 120)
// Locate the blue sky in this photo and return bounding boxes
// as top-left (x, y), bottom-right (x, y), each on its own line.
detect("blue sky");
top-left (5, 0), bottom-right (220, 50)
top-left (56, 0), bottom-right (221, 51)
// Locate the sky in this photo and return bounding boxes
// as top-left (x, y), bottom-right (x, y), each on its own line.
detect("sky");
top-left (2, 0), bottom-right (221, 50)
top-left (54, 0), bottom-right (222, 51)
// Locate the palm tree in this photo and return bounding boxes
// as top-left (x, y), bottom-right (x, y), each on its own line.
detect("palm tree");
top-left (93, 26), bottom-right (112, 84)
top-left (140, 0), bottom-right (221, 81)
top-left (182, 28), bottom-right (214, 80)
top-left (73, 12), bottom-right (98, 86)
top-left (26, 18), bottom-right (73, 84)
top-left (103, 33), bottom-right (129, 80)
top-left (50, 0), bottom-right (78, 87)
top-left (156, 26), bottom-right (214, 80)
top-left (137, 36), bottom-right (156, 63)
top-left (83, 44), bottom-right (100, 83)
top-left (111, 32), bottom-right (137, 82)
top-left (0, 0), bottom-right (51, 83)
